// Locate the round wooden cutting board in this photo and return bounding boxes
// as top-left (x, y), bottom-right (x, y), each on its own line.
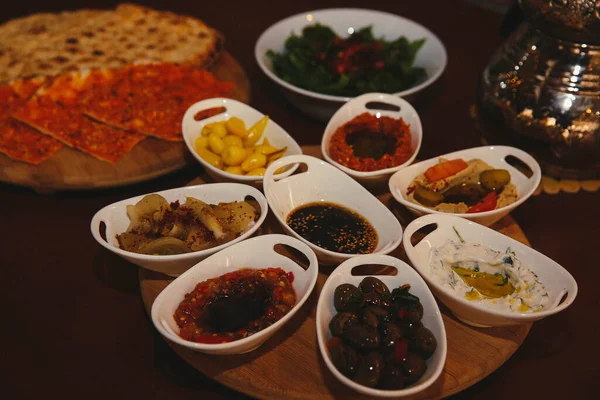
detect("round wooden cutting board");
top-left (0, 52), bottom-right (249, 192)
top-left (139, 146), bottom-right (532, 400)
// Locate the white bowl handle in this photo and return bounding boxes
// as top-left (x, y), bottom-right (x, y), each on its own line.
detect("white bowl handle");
top-left (181, 97), bottom-right (237, 137)
top-left (495, 146), bottom-right (542, 183)
top-left (349, 92), bottom-right (413, 117)
top-left (263, 154), bottom-right (325, 188)
top-left (90, 206), bottom-right (112, 247)
top-left (266, 234), bottom-right (319, 273)
top-left (334, 254), bottom-right (404, 277)
top-left (402, 214), bottom-right (442, 254)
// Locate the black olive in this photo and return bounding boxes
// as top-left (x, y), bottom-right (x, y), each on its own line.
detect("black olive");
top-left (359, 277), bottom-right (391, 298)
top-left (344, 324), bottom-right (380, 350)
top-left (329, 312), bottom-right (359, 337)
top-left (334, 284), bottom-right (363, 312)
top-left (354, 352), bottom-right (383, 388)
top-left (402, 352), bottom-right (427, 384)
top-left (379, 364), bottom-right (405, 390)
top-left (400, 319), bottom-right (423, 339)
top-left (363, 308), bottom-right (379, 328)
top-left (381, 322), bottom-right (403, 353)
top-left (363, 306), bottom-right (391, 328)
top-left (328, 339), bottom-right (360, 378)
top-left (361, 292), bottom-right (383, 308)
top-left (414, 327), bottom-right (437, 359)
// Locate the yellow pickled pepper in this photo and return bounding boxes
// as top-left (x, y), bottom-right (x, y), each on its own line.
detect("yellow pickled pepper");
top-left (245, 115), bottom-right (269, 146)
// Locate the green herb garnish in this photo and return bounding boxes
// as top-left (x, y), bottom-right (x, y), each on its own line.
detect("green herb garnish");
top-left (267, 24), bottom-right (427, 97)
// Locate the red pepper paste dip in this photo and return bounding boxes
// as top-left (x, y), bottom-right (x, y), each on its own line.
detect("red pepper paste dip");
top-left (328, 112), bottom-right (412, 172)
top-left (174, 268), bottom-right (297, 344)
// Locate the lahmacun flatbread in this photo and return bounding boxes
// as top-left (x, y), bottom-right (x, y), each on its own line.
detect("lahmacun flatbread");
top-left (12, 74), bottom-right (145, 164)
top-left (0, 79), bottom-right (63, 165)
top-left (82, 63), bottom-right (234, 141)
top-left (0, 4), bottom-right (223, 84)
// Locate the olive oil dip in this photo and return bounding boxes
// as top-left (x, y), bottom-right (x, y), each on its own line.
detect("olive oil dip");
top-left (286, 202), bottom-right (377, 254)
top-left (429, 240), bottom-right (549, 313)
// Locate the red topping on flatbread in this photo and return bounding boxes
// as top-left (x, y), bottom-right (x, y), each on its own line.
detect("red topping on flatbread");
top-left (0, 79), bottom-right (63, 165)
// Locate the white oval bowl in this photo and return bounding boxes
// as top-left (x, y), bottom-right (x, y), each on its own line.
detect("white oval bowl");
top-left (90, 183), bottom-right (269, 276)
top-left (403, 214), bottom-right (578, 327)
top-left (322, 93), bottom-right (422, 186)
top-left (255, 8), bottom-right (447, 121)
top-left (388, 145), bottom-right (542, 226)
top-left (151, 234), bottom-right (319, 355)
top-left (182, 98), bottom-right (303, 184)
top-left (263, 154), bottom-right (403, 265)
top-left (316, 254), bottom-right (447, 397)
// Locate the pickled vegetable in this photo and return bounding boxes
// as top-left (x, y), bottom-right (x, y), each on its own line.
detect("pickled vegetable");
top-left (451, 265), bottom-right (515, 298)
top-left (195, 116), bottom-right (287, 177)
top-left (480, 169), bottom-right (511, 191)
top-left (137, 237), bottom-right (191, 255)
top-left (245, 115), bottom-right (269, 146)
top-left (225, 117), bottom-right (247, 138)
top-left (424, 158), bottom-right (468, 181)
top-left (413, 185), bottom-right (444, 207)
top-left (241, 152), bottom-right (267, 172)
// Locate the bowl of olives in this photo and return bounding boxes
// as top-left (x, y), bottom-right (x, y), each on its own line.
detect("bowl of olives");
top-left (316, 254), bottom-right (447, 397)
top-left (388, 145), bottom-right (541, 227)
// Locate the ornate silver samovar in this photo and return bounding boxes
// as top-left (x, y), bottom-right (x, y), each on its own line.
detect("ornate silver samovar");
top-left (477, 0), bottom-right (600, 179)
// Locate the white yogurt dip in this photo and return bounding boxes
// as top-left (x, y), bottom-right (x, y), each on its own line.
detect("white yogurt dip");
top-left (429, 239), bottom-right (549, 313)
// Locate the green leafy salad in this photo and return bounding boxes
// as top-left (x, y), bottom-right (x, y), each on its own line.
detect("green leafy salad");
top-left (267, 24), bottom-right (427, 97)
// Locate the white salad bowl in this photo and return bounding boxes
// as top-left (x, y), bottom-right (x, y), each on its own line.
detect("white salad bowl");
top-left (403, 214), bottom-right (578, 327)
top-left (90, 183), bottom-right (269, 276)
top-left (316, 254), bottom-right (447, 397)
top-left (263, 154), bottom-right (403, 265)
top-left (151, 234), bottom-right (319, 355)
top-left (322, 93), bottom-right (422, 186)
top-left (255, 8), bottom-right (447, 121)
top-left (388, 145), bottom-right (542, 227)
top-left (182, 98), bottom-right (302, 184)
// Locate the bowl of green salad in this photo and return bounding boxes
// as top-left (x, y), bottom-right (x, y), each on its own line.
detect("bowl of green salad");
top-left (255, 8), bottom-right (447, 121)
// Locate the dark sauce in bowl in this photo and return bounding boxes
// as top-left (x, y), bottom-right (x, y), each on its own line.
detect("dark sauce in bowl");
top-left (286, 202), bottom-right (378, 254)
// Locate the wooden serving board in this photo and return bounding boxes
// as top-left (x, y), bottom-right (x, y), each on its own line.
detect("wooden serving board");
top-left (0, 52), bottom-right (249, 192)
top-left (139, 146), bottom-right (532, 399)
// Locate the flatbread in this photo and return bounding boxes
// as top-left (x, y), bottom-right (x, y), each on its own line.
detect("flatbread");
top-left (12, 75), bottom-right (145, 164)
top-left (82, 63), bottom-right (234, 141)
top-left (0, 79), bottom-right (63, 164)
top-left (0, 4), bottom-right (223, 84)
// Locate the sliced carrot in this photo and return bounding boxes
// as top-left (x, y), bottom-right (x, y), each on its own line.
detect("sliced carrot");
top-left (424, 158), bottom-right (469, 181)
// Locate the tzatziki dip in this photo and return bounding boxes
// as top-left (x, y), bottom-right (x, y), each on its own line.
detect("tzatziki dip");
top-left (429, 239), bottom-right (549, 313)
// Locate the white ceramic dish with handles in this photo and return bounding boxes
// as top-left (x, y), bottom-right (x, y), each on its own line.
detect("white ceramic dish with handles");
top-left (255, 8), bottom-right (447, 121)
top-left (182, 98), bottom-right (302, 184)
top-left (263, 154), bottom-right (403, 265)
top-left (316, 254), bottom-right (447, 397)
top-left (151, 234), bottom-right (319, 355)
top-left (403, 214), bottom-right (578, 327)
top-left (322, 92), bottom-right (422, 186)
top-left (90, 183), bottom-right (268, 276)
top-left (388, 145), bottom-right (542, 226)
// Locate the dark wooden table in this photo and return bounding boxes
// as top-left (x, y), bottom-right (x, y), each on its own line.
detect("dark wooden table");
top-left (2, 1), bottom-right (597, 398)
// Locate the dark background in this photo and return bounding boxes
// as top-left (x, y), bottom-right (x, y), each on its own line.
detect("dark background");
top-left (2, 1), bottom-right (597, 398)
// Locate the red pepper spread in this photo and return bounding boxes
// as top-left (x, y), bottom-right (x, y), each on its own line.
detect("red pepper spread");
top-left (328, 112), bottom-right (412, 172)
top-left (174, 268), bottom-right (297, 344)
